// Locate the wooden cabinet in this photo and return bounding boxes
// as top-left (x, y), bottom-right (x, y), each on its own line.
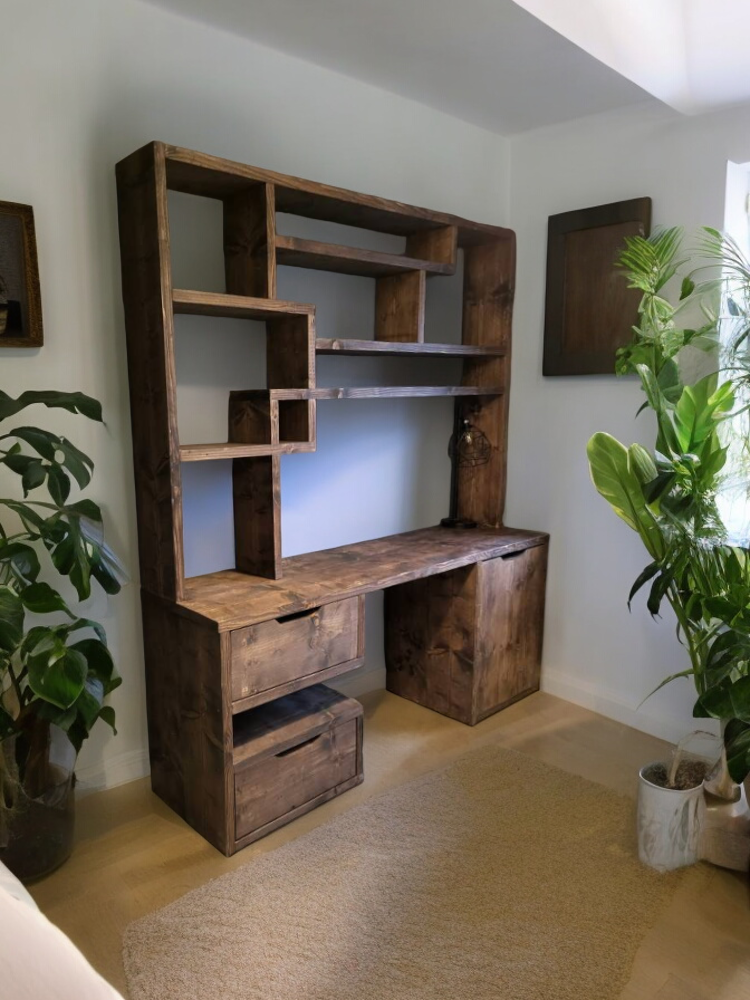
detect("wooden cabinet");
top-left (385, 543), bottom-right (549, 725)
top-left (116, 142), bottom-right (548, 856)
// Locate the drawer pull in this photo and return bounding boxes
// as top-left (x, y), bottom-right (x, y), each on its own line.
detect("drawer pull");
top-left (275, 734), bottom-right (322, 758)
top-left (276, 606), bottom-right (320, 624)
top-left (501, 550), bottom-right (525, 560)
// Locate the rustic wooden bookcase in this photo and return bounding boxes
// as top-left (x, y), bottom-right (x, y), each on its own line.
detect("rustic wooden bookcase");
top-left (116, 141), bottom-right (549, 855)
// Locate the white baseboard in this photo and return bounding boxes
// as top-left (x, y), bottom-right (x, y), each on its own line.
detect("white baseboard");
top-left (75, 749), bottom-right (150, 797)
top-left (541, 668), bottom-right (719, 747)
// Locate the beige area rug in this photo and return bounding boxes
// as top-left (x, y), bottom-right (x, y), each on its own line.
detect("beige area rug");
top-left (123, 746), bottom-right (687, 1000)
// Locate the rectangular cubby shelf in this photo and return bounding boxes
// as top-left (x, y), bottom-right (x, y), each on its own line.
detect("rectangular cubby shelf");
top-left (116, 140), bottom-right (548, 858)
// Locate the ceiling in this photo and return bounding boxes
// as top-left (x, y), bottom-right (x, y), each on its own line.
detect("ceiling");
top-left (140, 0), bottom-right (656, 135)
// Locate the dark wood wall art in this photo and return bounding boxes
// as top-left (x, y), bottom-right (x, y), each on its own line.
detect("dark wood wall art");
top-left (0, 201), bottom-right (43, 348)
top-left (543, 198), bottom-right (651, 376)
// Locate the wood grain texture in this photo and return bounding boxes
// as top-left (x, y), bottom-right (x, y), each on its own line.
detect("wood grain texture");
top-left (384, 543), bottom-right (548, 725)
top-left (543, 198), bottom-right (651, 376)
top-left (315, 339), bottom-right (505, 357)
top-left (375, 270), bottom-right (426, 343)
top-left (223, 182), bottom-right (276, 298)
top-left (278, 399), bottom-right (315, 446)
top-left (232, 685), bottom-right (363, 848)
top-left (405, 225), bottom-right (458, 266)
top-left (276, 234), bottom-right (454, 278)
top-left (0, 200), bottom-right (44, 348)
top-left (141, 591), bottom-right (234, 854)
top-left (180, 441), bottom-right (315, 462)
top-left (179, 526), bottom-right (548, 631)
top-left (266, 313), bottom-right (315, 389)
top-left (232, 455), bottom-right (282, 580)
top-left (457, 236), bottom-right (515, 528)
top-left (259, 385), bottom-right (503, 400)
top-left (164, 143), bottom-right (512, 246)
top-left (116, 142), bottom-right (184, 601)
top-left (230, 597), bottom-right (363, 707)
top-left (172, 288), bottom-right (313, 320)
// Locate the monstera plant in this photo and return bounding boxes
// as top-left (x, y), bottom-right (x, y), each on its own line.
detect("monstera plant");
top-left (587, 227), bottom-right (750, 785)
top-left (0, 390), bottom-right (123, 880)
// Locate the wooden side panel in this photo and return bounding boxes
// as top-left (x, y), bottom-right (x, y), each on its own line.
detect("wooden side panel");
top-left (266, 313), bottom-right (315, 389)
top-left (232, 455), bottom-right (281, 579)
top-left (457, 236), bottom-right (515, 527)
top-left (375, 270), bottom-right (426, 343)
top-left (116, 142), bottom-right (184, 601)
top-left (141, 591), bottom-right (233, 854)
top-left (228, 391), bottom-right (277, 446)
top-left (473, 543), bottom-right (548, 722)
top-left (278, 399), bottom-right (315, 445)
top-left (405, 225), bottom-right (458, 267)
top-left (223, 182), bottom-right (276, 298)
top-left (384, 565), bottom-right (478, 724)
top-left (230, 597), bottom-right (361, 705)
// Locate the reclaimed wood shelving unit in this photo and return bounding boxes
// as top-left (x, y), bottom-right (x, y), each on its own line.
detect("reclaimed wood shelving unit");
top-left (116, 141), bottom-right (549, 856)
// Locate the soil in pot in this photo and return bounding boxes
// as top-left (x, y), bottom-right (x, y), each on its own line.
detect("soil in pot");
top-left (642, 759), bottom-right (709, 790)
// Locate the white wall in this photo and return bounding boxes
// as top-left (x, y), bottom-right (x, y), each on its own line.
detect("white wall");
top-left (507, 100), bottom-right (750, 744)
top-left (0, 0), bottom-right (510, 790)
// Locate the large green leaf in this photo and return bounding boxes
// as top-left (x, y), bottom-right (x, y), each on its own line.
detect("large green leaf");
top-left (0, 541), bottom-right (40, 584)
top-left (587, 433), bottom-right (665, 559)
top-left (0, 391), bottom-right (102, 423)
top-left (725, 719), bottom-right (750, 784)
top-left (27, 645), bottom-right (87, 710)
top-left (0, 586), bottom-right (24, 653)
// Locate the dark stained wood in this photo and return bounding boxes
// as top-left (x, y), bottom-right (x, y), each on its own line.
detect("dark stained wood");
top-left (228, 391), bottom-right (275, 446)
top-left (164, 143), bottom-right (513, 246)
top-left (116, 142), bottom-right (184, 601)
top-left (232, 685), bottom-right (363, 848)
top-left (405, 225), bottom-right (458, 267)
top-left (172, 288), bottom-right (313, 320)
top-left (375, 270), bottom-right (425, 343)
top-left (141, 591), bottom-right (234, 854)
top-left (232, 455), bottom-right (282, 580)
top-left (278, 399), bottom-right (315, 445)
top-left (473, 544), bottom-right (548, 721)
top-left (543, 198), bottom-right (651, 376)
top-left (223, 182), bottom-right (276, 298)
top-left (315, 338), bottom-right (505, 357)
top-left (456, 237), bottom-right (515, 528)
top-left (0, 200), bottom-right (44, 348)
top-left (179, 526), bottom-right (548, 631)
top-left (230, 596), bottom-right (363, 711)
top-left (276, 235), bottom-right (454, 278)
top-left (266, 313), bottom-right (315, 389)
top-left (385, 543), bottom-right (548, 725)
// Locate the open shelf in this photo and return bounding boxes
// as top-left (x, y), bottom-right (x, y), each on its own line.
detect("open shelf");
top-left (315, 338), bottom-right (505, 358)
top-left (173, 289), bottom-right (314, 320)
top-left (275, 235), bottom-right (454, 278)
top-left (270, 386), bottom-right (503, 400)
top-left (179, 525), bottom-right (548, 631)
top-left (179, 441), bottom-right (315, 462)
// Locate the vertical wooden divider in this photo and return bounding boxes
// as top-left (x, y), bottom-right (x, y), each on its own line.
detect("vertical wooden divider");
top-left (116, 141), bottom-right (184, 601)
top-left (406, 225), bottom-right (458, 266)
top-left (375, 270), bottom-right (426, 343)
top-left (456, 236), bottom-right (515, 527)
top-left (223, 182), bottom-right (276, 298)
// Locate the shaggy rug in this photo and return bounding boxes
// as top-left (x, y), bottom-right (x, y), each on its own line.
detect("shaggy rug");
top-left (123, 746), bottom-right (686, 1000)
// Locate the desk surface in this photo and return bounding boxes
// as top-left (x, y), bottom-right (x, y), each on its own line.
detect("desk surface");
top-left (178, 525), bottom-right (548, 631)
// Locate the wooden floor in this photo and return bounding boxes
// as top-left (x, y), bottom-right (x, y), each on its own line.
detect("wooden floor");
top-left (29, 690), bottom-right (750, 999)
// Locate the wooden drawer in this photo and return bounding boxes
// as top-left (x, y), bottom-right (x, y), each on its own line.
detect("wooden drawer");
top-left (230, 596), bottom-right (364, 711)
top-left (233, 685), bottom-right (363, 847)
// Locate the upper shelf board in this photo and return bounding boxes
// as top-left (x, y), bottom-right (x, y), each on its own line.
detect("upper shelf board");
top-left (173, 289), bottom-right (314, 320)
top-left (160, 143), bottom-right (512, 248)
top-left (275, 235), bottom-right (454, 278)
top-left (315, 339), bottom-right (505, 358)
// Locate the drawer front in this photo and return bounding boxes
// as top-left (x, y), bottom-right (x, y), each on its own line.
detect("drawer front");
top-left (234, 719), bottom-right (360, 840)
top-left (231, 597), bottom-right (361, 706)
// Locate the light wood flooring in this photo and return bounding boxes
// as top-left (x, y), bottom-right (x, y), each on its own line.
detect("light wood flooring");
top-left (29, 690), bottom-right (750, 999)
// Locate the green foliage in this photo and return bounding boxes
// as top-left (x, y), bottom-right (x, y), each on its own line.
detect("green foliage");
top-left (0, 391), bottom-right (124, 758)
top-left (588, 227), bottom-right (750, 782)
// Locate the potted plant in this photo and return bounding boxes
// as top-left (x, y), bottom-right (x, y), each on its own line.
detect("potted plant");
top-left (587, 227), bottom-right (750, 871)
top-left (0, 390), bottom-right (123, 881)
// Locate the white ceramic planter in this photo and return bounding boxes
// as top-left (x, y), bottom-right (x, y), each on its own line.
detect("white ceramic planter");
top-left (637, 762), bottom-right (705, 872)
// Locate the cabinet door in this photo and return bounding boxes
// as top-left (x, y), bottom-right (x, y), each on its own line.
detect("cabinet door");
top-left (474, 543), bottom-right (548, 721)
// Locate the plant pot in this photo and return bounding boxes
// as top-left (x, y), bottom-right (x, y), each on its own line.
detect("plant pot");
top-left (701, 748), bottom-right (750, 872)
top-left (0, 722), bottom-right (76, 883)
top-left (637, 761), bottom-right (705, 872)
